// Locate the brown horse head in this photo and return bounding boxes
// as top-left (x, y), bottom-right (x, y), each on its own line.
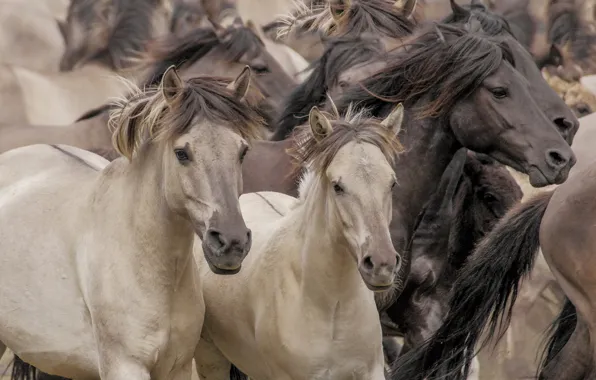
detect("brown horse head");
top-left (144, 22), bottom-right (295, 109)
top-left (59, 0), bottom-right (171, 71)
top-left (443, 2), bottom-right (580, 147)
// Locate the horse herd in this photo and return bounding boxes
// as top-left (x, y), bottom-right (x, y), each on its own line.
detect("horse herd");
top-left (1, 0), bottom-right (596, 379)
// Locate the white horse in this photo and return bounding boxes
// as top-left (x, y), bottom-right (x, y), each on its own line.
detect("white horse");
top-left (0, 66), bottom-right (259, 380)
top-left (195, 104), bottom-right (405, 380)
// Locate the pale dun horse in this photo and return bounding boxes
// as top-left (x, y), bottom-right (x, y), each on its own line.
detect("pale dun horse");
top-left (0, 66), bottom-right (261, 380)
top-left (195, 103), bottom-right (405, 380)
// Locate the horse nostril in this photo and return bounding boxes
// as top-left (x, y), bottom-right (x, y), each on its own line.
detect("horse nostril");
top-left (246, 229), bottom-right (252, 244)
top-left (395, 254), bottom-right (401, 270)
top-left (554, 117), bottom-right (574, 131)
top-left (207, 229), bottom-right (227, 250)
top-left (362, 256), bottom-right (374, 271)
top-left (546, 149), bottom-right (569, 168)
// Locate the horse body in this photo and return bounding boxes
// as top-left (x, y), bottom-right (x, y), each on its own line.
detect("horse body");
top-left (4, 64), bottom-right (130, 125)
top-left (197, 191), bottom-right (384, 380)
top-left (0, 68), bottom-right (259, 380)
top-left (196, 106), bottom-right (404, 380)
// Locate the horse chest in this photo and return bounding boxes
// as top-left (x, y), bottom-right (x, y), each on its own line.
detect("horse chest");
top-left (257, 302), bottom-right (383, 380)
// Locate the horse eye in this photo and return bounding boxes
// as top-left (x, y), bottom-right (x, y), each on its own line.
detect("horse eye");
top-left (338, 81), bottom-right (349, 89)
top-left (333, 182), bottom-right (344, 194)
top-left (490, 87), bottom-right (508, 99)
top-left (251, 64), bottom-right (270, 74)
top-left (483, 192), bottom-right (496, 203)
top-left (174, 148), bottom-right (190, 163)
top-left (239, 146), bottom-right (249, 162)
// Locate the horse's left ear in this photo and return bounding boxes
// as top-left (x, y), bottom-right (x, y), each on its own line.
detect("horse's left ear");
top-left (394, 0), bottom-right (417, 18)
top-left (162, 65), bottom-right (184, 105)
top-left (227, 66), bottom-right (252, 100)
top-left (309, 106), bottom-right (333, 141)
top-left (381, 103), bottom-right (404, 136)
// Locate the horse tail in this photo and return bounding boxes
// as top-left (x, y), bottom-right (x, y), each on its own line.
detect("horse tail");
top-left (11, 356), bottom-right (37, 380)
top-left (391, 190), bottom-right (554, 380)
top-left (230, 364), bottom-right (249, 380)
top-left (11, 356), bottom-right (69, 380)
top-left (537, 297), bottom-right (577, 377)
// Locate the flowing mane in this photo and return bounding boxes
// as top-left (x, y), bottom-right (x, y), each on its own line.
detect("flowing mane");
top-left (442, 3), bottom-right (513, 37)
top-left (336, 23), bottom-right (514, 119)
top-left (278, 0), bottom-right (415, 38)
top-left (109, 76), bottom-right (263, 160)
top-left (273, 34), bottom-right (386, 140)
top-left (290, 105), bottom-right (403, 179)
top-left (143, 24), bottom-right (266, 87)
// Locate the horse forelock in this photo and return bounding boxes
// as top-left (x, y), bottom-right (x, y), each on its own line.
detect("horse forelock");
top-left (289, 105), bottom-right (402, 181)
top-left (109, 76), bottom-right (263, 160)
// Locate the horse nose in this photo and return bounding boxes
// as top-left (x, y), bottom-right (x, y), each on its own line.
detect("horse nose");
top-left (359, 253), bottom-right (397, 290)
top-left (545, 148), bottom-right (574, 170)
top-left (205, 228), bottom-right (252, 254)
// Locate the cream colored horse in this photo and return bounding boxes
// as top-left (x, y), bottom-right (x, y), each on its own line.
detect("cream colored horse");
top-left (0, 66), bottom-right (259, 379)
top-left (195, 104), bottom-right (405, 380)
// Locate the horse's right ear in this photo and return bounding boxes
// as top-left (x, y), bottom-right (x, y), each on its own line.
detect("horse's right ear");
top-left (56, 19), bottom-right (67, 41)
top-left (309, 106), bottom-right (333, 142)
top-left (329, 0), bottom-right (350, 21)
top-left (381, 103), bottom-right (405, 136)
top-left (227, 66), bottom-right (252, 101)
top-left (161, 65), bottom-right (184, 105)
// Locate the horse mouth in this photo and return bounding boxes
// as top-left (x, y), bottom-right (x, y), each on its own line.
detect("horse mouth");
top-left (205, 258), bottom-right (242, 275)
top-left (365, 282), bottom-right (393, 292)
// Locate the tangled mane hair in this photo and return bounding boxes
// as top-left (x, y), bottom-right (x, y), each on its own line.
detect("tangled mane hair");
top-left (278, 0), bottom-right (414, 39)
top-left (335, 23), bottom-right (514, 119)
top-left (272, 33), bottom-right (386, 140)
top-left (289, 105), bottom-right (403, 178)
top-left (109, 75), bottom-right (263, 160)
top-left (143, 23), bottom-right (265, 87)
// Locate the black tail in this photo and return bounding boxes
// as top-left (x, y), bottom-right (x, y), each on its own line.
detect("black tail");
top-left (230, 364), bottom-right (249, 380)
top-left (11, 356), bottom-right (69, 380)
top-left (391, 190), bottom-right (554, 380)
top-left (11, 356), bottom-right (37, 380)
top-left (537, 297), bottom-right (577, 376)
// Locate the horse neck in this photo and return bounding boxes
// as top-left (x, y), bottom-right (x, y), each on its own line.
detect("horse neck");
top-left (99, 144), bottom-right (194, 282)
top-left (288, 178), bottom-right (368, 307)
top-left (391, 109), bottom-right (461, 249)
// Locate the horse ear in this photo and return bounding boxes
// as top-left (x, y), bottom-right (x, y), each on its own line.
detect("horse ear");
top-left (309, 106), bottom-right (333, 141)
top-left (381, 103), bottom-right (404, 136)
top-left (161, 65), bottom-right (184, 105)
top-left (329, 0), bottom-right (350, 21)
top-left (394, 0), bottom-right (417, 18)
top-left (56, 19), bottom-right (67, 41)
top-left (227, 66), bottom-right (252, 100)
top-left (450, 0), bottom-right (471, 20)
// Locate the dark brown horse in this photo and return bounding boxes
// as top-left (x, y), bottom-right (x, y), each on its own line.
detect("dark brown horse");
top-left (379, 150), bottom-right (523, 352)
